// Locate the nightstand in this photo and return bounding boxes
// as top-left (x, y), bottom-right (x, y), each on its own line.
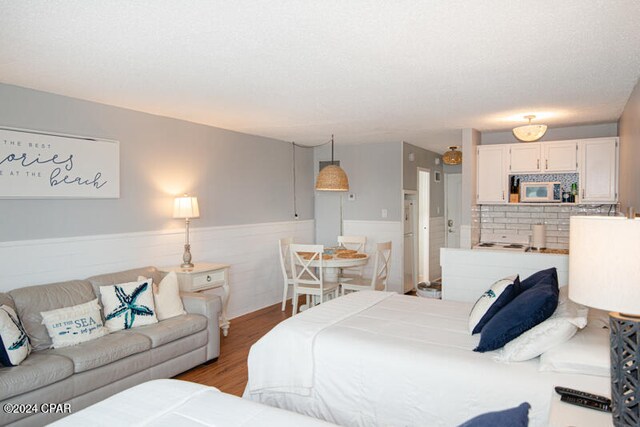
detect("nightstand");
top-left (161, 263), bottom-right (231, 336)
top-left (548, 390), bottom-right (613, 427)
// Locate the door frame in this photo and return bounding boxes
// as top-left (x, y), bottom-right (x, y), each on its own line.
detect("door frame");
top-left (417, 167), bottom-right (430, 283)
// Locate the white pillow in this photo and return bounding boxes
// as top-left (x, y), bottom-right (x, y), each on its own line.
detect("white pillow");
top-left (40, 299), bottom-right (109, 348)
top-left (494, 289), bottom-right (588, 362)
top-left (138, 272), bottom-right (186, 321)
top-left (539, 324), bottom-right (611, 377)
top-left (468, 275), bottom-right (519, 334)
top-left (100, 279), bottom-right (158, 332)
top-left (0, 305), bottom-right (31, 366)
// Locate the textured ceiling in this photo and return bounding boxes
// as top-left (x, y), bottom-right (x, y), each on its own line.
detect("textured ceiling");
top-left (1, 1), bottom-right (639, 153)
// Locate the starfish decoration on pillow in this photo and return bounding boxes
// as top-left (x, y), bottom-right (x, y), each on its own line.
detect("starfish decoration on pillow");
top-left (4, 308), bottom-right (29, 351)
top-left (105, 282), bottom-right (154, 329)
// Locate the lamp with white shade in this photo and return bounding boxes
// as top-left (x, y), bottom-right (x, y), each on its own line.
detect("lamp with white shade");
top-left (569, 215), bottom-right (640, 426)
top-left (173, 195), bottom-right (200, 270)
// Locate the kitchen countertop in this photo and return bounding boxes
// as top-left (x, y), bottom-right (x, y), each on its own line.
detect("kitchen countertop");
top-left (528, 248), bottom-right (570, 255)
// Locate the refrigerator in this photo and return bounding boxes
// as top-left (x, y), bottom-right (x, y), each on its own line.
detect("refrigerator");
top-left (403, 200), bottom-right (416, 293)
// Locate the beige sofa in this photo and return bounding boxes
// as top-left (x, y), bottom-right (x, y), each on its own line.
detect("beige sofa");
top-left (0, 266), bottom-right (221, 427)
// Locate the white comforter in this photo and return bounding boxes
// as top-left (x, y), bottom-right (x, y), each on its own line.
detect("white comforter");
top-left (52, 379), bottom-right (334, 426)
top-left (244, 291), bottom-right (609, 427)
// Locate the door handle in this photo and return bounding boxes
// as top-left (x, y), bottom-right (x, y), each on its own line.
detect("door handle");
top-left (545, 159), bottom-right (548, 170)
top-left (537, 159), bottom-right (540, 169)
top-left (448, 219), bottom-right (453, 227)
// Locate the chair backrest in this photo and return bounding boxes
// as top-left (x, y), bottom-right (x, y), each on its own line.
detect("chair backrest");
top-left (337, 235), bottom-right (366, 252)
top-left (368, 241), bottom-right (392, 291)
top-left (278, 237), bottom-right (294, 280)
top-left (289, 243), bottom-right (324, 289)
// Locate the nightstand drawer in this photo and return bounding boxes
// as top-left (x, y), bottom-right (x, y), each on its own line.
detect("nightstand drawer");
top-left (192, 270), bottom-right (226, 290)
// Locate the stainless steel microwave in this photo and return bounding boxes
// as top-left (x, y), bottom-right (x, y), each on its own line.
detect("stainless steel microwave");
top-left (520, 182), bottom-right (561, 202)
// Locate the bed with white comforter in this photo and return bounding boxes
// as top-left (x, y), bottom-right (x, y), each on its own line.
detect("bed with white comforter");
top-left (244, 291), bottom-right (609, 426)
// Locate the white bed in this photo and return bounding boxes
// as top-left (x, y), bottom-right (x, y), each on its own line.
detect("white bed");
top-left (52, 379), bottom-right (334, 426)
top-left (244, 291), bottom-right (610, 427)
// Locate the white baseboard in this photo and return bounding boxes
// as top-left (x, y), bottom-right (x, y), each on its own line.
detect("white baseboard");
top-left (0, 220), bottom-right (315, 319)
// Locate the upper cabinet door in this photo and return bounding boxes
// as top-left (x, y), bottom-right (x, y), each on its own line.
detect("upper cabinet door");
top-left (509, 144), bottom-right (541, 173)
top-left (543, 141), bottom-right (577, 173)
top-left (477, 146), bottom-right (507, 204)
top-left (579, 138), bottom-right (618, 203)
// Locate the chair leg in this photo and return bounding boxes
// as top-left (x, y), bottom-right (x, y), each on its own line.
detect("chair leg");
top-left (282, 280), bottom-right (288, 311)
top-left (292, 291), bottom-right (299, 316)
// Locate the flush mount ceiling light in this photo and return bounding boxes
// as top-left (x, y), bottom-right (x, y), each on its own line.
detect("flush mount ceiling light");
top-left (443, 146), bottom-right (462, 165)
top-left (512, 115), bottom-right (548, 142)
top-left (315, 134), bottom-right (349, 192)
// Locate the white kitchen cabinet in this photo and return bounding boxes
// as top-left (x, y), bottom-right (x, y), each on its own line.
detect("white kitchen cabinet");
top-left (542, 141), bottom-right (577, 173)
top-left (579, 138), bottom-right (618, 203)
top-left (509, 144), bottom-right (541, 173)
top-left (477, 145), bottom-right (507, 203)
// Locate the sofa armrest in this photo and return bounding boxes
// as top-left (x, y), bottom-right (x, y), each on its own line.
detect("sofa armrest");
top-left (180, 291), bottom-right (221, 361)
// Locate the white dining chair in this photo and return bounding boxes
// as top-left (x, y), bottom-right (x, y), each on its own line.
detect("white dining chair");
top-left (289, 244), bottom-right (340, 315)
top-left (278, 237), bottom-right (294, 311)
top-left (340, 241), bottom-right (392, 295)
top-left (337, 235), bottom-right (367, 280)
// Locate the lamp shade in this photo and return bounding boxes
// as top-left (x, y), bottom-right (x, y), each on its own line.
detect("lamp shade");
top-left (315, 164), bottom-right (349, 192)
top-left (443, 146), bottom-right (462, 165)
top-left (512, 124), bottom-right (548, 142)
top-left (569, 216), bottom-right (640, 315)
top-left (173, 196), bottom-right (200, 219)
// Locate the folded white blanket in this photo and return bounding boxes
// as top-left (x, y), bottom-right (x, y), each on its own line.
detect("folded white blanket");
top-left (246, 291), bottom-right (394, 396)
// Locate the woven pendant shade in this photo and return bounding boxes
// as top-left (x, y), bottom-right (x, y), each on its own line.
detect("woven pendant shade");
top-left (443, 146), bottom-right (462, 165)
top-left (315, 164), bottom-right (349, 191)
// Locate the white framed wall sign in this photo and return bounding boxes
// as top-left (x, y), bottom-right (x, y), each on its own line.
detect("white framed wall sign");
top-left (0, 127), bottom-right (120, 199)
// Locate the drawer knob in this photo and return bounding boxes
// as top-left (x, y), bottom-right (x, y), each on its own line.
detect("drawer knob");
top-left (206, 275), bottom-right (212, 282)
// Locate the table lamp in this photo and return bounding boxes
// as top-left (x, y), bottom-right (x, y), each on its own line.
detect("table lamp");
top-left (569, 215), bottom-right (640, 426)
top-left (173, 195), bottom-right (200, 269)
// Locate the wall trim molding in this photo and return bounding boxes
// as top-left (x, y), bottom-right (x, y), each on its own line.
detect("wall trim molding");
top-left (0, 219), bottom-right (315, 248)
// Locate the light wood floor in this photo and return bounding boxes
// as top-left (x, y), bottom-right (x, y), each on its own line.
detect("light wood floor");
top-left (175, 298), bottom-right (295, 396)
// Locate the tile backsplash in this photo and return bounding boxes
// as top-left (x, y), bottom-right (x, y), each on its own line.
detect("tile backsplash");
top-left (479, 204), bottom-right (618, 250)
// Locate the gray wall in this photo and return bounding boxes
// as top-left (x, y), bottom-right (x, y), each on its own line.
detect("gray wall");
top-left (402, 142), bottom-right (444, 217)
top-left (481, 122), bottom-right (618, 145)
top-left (618, 78), bottom-right (640, 213)
top-left (0, 84), bottom-right (314, 242)
top-left (314, 142), bottom-right (401, 246)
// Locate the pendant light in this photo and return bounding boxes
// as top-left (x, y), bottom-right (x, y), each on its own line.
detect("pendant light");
top-left (512, 115), bottom-right (548, 142)
top-left (443, 146), bottom-right (462, 165)
top-left (315, 135), bottom-right (349, 192)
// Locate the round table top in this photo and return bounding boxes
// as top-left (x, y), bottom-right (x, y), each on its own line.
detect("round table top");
top-left (300, 254), bottom-right (369, 268)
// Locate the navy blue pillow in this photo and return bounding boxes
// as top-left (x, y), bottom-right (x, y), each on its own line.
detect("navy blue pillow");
top-left (519, 267), bottom-right (558, 293)
top-left (458, 403), bottom-right (531, 427)
top-left (474, 270), bottom-right (559, 352)
top-left (471, 276), bottom-right (521, 335)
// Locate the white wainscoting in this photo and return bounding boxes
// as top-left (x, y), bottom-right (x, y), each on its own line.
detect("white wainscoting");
top-left (0, 220), bottom-right (314, 319)
top-left (440, 248), bottom-right (568, 302)
top-left (429, 216), bottom-right (445, 281)
top-left (342, 220), bottom-right (403, 294)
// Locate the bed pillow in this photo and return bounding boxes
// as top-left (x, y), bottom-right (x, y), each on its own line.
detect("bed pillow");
top-left (0, 305), bottom-right (31, 366)
top-left (539, 324), bottom-right (610, 377)
top-left (138, 272), bottom-right (186, 321)
top-left (40, 299), bottom-right (110, 348)
top-left (494, 289), bottom-right (588, 362)
top-left (100, 279), bottom-right (158, 332)
top-left (468, 275), bottom-right (520, 334)
top-left (475, 271), bottom-right (559, 352)
top-left (519, 267), bottom-right (558, 293)
top-left (457, 402), bottom-right (530, 427)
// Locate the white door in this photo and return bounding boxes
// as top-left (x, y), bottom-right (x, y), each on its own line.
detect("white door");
top-left (510, 144), bottom-right (541, 173)
top-left (418, 169), bottom-right (430, 283)
top-left (579, 138), bottom-right (618, 203)
top-left (445, 173), bottom-right (462, 248)
top-left (477, 146), bottom-right (507, 204)
top-left (543, 141), bottom-right (577, 173)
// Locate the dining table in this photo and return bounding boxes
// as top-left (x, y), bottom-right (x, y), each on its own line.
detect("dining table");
top-left (298, 253), bottom-right (369, 283)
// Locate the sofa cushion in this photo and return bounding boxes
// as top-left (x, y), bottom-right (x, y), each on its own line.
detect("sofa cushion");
top-left (0, 293), bottom-right (15, 311)
top-left (9, 280), bottom-right (96, 351)
top-left (130, 314), bottom-right (207, 348)
top-left (87, 266), bottom-right (165, 302)
top-left (44, 330), bottom-right (151, 373)
top-left (0, 352), bottom-right (74, 400)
